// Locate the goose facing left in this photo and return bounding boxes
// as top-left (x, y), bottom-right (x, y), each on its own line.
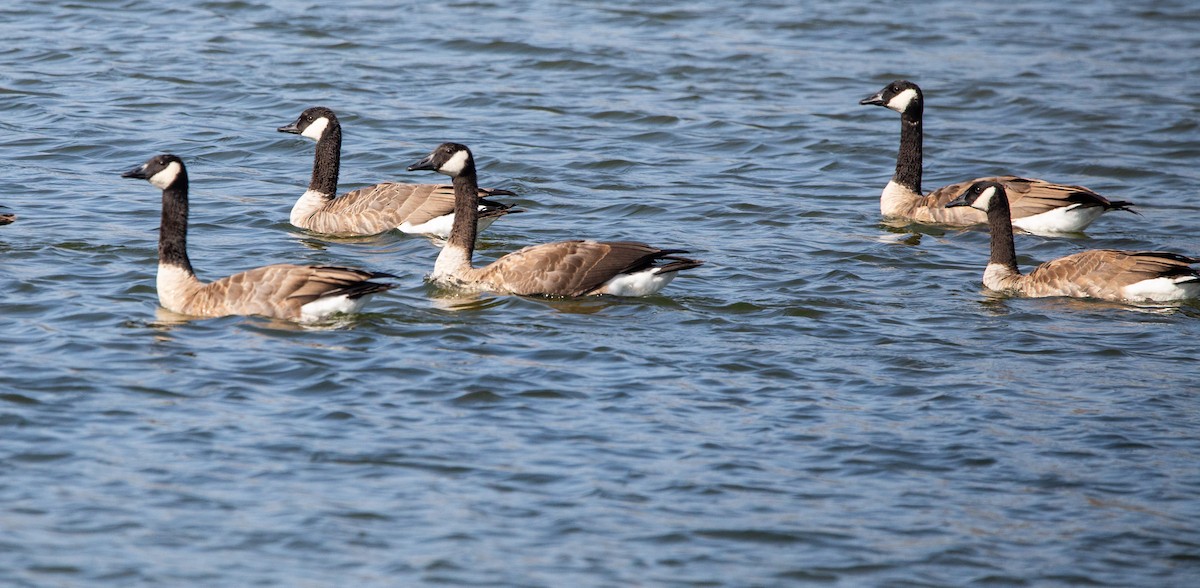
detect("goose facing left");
top-left (122, 154), bottom-right (396, 322)
top-left (948, 181), bottom-right (1200, 303)
top-left (860, 79), bottom-right (1134, 233)
top-left (278, 106), bottom-right (519, 238)
top-left (407, 142), bottom-right (703, 297)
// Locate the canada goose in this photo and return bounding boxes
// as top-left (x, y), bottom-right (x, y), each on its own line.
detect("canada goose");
top-left (860, 80), bottom-right (1133, 233)
top-left (0, 211), bottom-right (13, 225)
top-left (948, 181), bottom-right (1199, 302)
top-left (406, 143), bottom-right (703, 297)
top-left (278, 106), bottom-right (519, 238)
top-left (122, 154), bottom-right (396, 321)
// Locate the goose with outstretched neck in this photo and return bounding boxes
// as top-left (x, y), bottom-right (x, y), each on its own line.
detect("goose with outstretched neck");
top-left (123, 154), bottom-right (395, 321)
top-left (861, 80), bottom-right (1133, 233)
top-left (948, 180), bottom-right (1198, 302)
top-left (406, 143), bottom-right (703, 297)
top-left (278, 106), bottom-right (519, 239)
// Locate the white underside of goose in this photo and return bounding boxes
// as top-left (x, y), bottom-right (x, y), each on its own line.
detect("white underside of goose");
top-left (1011, 203), bottom-right (1105, 234)
top-left (1121, 277), bottom-right (1200, 302)
top-left (299, 294), bottom-right (370, 322)
top-left (156, 263), bottom-right (196, 313)
top-left (399, 209), bottom-right (500, 239)
top-left (596, 268), bottom-right (679, 297)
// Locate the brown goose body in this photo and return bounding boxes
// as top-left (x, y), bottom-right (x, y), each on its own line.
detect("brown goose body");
top-left (279, 106), bottom-right (518, 238)
top-left (124, 154), bottom-right (395, 322)
top-left (862, 80), bottom-right (1133, 233)
top-left (948, 181), bottom-right (1200, 302)
top-left (407, 143), bottom-right (702, 298)
top-left (0, 212), bottom-right (13, 225)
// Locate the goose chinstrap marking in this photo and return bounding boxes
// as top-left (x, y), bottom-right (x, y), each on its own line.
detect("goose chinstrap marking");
top-left (122, 154), bottom-right (395, 322)
top-left (278, 106), bottom-right (519, 239)
top-left (860, 80), bottom-right (1134, 233)
top-left (406, 143), bottom-right (703, 297)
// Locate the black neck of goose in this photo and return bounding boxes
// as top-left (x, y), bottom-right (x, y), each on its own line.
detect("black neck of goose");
top-left (159, 172), bottom-right (195, 275)
top-left (894, 108), bottom-right (923, 194)
top-left (986, 194), bottom-right (1020, 274)
top-left (448, 164), bottom-right (480, 259)
top-left (309, 121), bottom-right (342, 197)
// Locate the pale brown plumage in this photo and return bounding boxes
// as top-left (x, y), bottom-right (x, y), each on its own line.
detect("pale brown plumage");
top-left (899, 175), bottom-right (1122, 226)
top-left (295, 182), bottom-right (516, 236)
top-left (466, 240), bottom-right (700, 297)
top-left (279, 106), bottom-right (517, 238)
top-left (0, 212), bottom-right (13, 226)
top-left (124, 153), bottom-right (395, 322)
top-left (861, 80), bottom-right (1132, 232)
top-left (993, 250), bottom-right (1200, 300)
top-left (407, 143), bottom-right (703, 298)
top-left (948, 180), bottom-right (1200, 302)
top-left (159, 264), bottom-right (395, 320)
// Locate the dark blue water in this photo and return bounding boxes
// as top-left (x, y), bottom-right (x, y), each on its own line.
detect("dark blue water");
top-left (2, 1), bottom-right (1199, 585)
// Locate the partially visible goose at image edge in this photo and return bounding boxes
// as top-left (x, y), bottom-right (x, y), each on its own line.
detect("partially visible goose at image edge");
top-left (122, 154), bottom-right (396, 322)
top-left (948, 180), bottom-right (1199, 302)
top-left (278, 106), bottom-right (520, 239)
top-left (0, 211), bottom-right (13, 225)
top-left (861, 79), bottom-right (1134, 233)
top-left (407, 142), bottom-right (703, 297)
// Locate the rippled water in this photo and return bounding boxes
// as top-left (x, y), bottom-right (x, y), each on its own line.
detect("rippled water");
top-left (2, 0), bottom-right (1199, 585)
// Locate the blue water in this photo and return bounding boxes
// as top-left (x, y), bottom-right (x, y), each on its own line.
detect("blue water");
top-left (2, 0), bottom-right (1199, 585)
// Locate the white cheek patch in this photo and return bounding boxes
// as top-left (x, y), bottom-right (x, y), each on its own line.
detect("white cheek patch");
top-left (438, 150), bottom-right (469, 177)
top-left (301, 116), bottom-right (330, 140)
top-left (148, 161), bottom-right (182, 189)
top-left (973, 186), bottom-right (997, 212)
top-left (887, 88), bottom-right (919, 113)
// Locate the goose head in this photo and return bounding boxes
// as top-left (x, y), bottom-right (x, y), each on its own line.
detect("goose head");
top-left (122, 153), bottom-right (186, 190)
top-left (407, 142), bottom-right (473, 178)
top-left (860, 79), bottom-right (924, 115)
top-left (278, 106), bottom-right (338, 141)
top-left (947, 180), bottom-right (1006, 212)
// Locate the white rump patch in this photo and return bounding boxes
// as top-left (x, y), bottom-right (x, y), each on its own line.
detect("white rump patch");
top-left (1121, 276), bottom-right (1200, 302)
top-left (149, 161), bottom-right (183, 189)
top-left (438, 150), bottom-right (470, 177)
top-left (887, 88), bottom-right (919, 113)
top-left (301, 116), bottom-right (330, 141)
top-left (299, 294), bottom-right (367, 322)
top-left (1012, 203), bottom-right (1105, 234)
top-left (599, 268), bottom-right (677, 297)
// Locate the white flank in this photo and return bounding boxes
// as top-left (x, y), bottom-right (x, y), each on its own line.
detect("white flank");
top-left (438, 150), bottom-right (469, 177)
top-left (599, 268), bottom-right (677, 297)
top-left (399, 213), bottom-right (455, 239)
top-left (148, 161), bottom-right (183, 190)
top-left (887, 88), bottom-right (919, 113)
top-left (290, 189), bottom-right (332, 227)
top-left (299, 294), bottom-right (366, 322)
top-left (1011, 203), bottom-right (1104, 234)
top-left (399, 208), bottom-right (501, 239)
top-left (1121, 277), bottom-right (1200, 302)
top-left (301, 116), bottom-right (330, 141)
top-left (156, 262), bottom-right (197, 313)
top-left (880, 179), bottom-right (919, 216)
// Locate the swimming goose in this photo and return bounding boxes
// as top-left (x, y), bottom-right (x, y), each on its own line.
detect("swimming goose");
top-left (948, 181), bottom-right (1199, 302)
top-left (0, 211), bottom-right (13, 225)
top-left (278, 106), bottom-right (519, 238)
top-left (860, 80), bottom-right (1133, 233)
top-left (406, 143), bottom-right (703, 297)
top-left (122, 154), bottom-right (396, 321)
